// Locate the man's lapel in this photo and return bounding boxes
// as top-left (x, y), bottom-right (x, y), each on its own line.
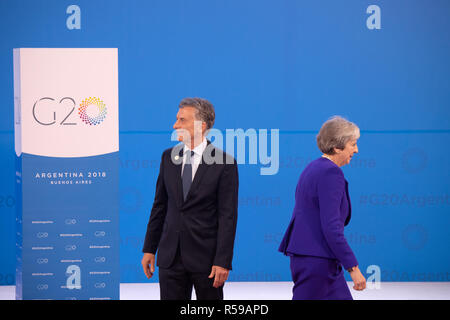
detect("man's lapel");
top-left (183, 140), bottom-right (212, 203)
top-left (170, 146), bottom-right (184, 208)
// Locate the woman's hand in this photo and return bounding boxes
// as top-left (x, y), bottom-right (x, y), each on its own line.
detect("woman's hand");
top-left (349, 266), bottom-right (366, 291)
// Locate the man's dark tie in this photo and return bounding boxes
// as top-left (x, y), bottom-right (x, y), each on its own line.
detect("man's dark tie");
top-left (182, 151), bottom-right (194, 201)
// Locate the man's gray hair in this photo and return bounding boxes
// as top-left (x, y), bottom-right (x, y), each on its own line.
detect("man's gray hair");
top-left (178, 97), bottom-right (215, 130)
top-left (316, 116), bottom-right (360, 155)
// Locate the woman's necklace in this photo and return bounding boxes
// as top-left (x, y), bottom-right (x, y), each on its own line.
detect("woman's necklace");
top-left (322, 154), bottom-right (339, 166)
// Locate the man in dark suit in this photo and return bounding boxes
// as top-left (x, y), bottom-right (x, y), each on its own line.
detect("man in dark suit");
top-left (141, 97), bottom-right (239, 300)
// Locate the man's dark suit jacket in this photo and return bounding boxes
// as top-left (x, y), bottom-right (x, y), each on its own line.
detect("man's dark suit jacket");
top-left (142, 141), bottom-right (239, 272)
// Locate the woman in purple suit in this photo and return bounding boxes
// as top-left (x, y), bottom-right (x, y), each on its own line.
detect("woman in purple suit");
top-left (279, 116), bottom-right (366, 300)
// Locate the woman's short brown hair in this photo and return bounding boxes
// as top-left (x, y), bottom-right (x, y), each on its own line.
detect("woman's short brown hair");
top-left (316, 116), bottom-right (360, 155)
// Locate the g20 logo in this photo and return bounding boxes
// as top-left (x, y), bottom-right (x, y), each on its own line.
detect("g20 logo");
top-left (32, 96), bottom-right (107, 126)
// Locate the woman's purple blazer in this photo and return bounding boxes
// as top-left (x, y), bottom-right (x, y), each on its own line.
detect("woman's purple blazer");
top-left (278, 157), bottom-right (358, 270)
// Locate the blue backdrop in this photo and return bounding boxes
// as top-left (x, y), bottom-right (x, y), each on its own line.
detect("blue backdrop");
top-left (1, 0), bottom-right (449, 285)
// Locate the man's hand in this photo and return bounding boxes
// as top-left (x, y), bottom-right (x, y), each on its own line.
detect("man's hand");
top-left (141, 253), bottom-right (155, 279)
top-left (208, 265), bottom-right (229, 288)
top-left (349, 266), bottom-right (366, 291)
